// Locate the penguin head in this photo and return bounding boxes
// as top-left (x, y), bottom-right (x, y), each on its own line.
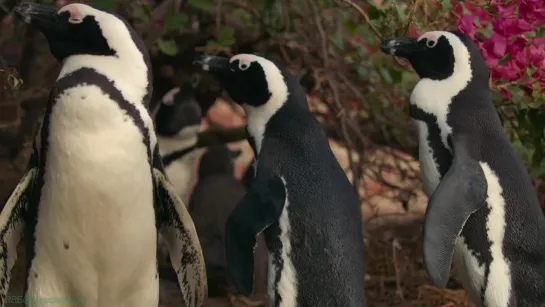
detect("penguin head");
top-left (154, 77), bottom-right (203, 137)
top-left (197, 145), bottom-right (241, 179)
top-left (13, 2), bottom-right (141, 62)
top-left (380, 30), bottom-right (488, 82)
top-left (194, 53), bottom-right (310, 119)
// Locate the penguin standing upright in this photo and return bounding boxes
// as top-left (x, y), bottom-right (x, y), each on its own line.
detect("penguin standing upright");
top-left (152, 78), bottom-right (205, 203)
top-left (189, 145), bottom-right (268, 304)
top-left (195, 53), bottom-right (366, 306)
top-left (381, 30), bottom-right (545, 306)
top-left (1, 3), bottom-right (206, 307)
top-left (151, 81), bottom-right (206, 279)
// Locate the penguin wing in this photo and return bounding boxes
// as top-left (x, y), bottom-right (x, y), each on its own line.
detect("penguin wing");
top-left (422, 132), bottom-right (488, 288)
top-left (152, 148), bottom-right (207, 307)
top-left (225, 174), bottom-right (286, 296)
top-left (0, 166), bottom-right (37, 306)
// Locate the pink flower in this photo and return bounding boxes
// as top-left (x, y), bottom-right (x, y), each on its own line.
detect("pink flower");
top-left (519, 0), bottom-right (545, 24)
top-left (492, 60), bottom-right (522, 81)
top-left (494, 2), bottom-right (518, 19)
top-left (457, 15), bottom-right (477, 39)
top-left (507, 37), bottom-right (528, 58)
top-left (483, 33), bottom-right (508, 59)
top-left (492, 19), bottom-right (534, 37)
top-left (499, 88), bottom-right (512, 99)
top-left (527, 44), bottom-right (545, 70)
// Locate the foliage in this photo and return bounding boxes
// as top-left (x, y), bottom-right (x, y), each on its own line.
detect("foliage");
top-left (2, 0), bottom-right (545, 191)
top-left (451, 0), bottom-right (545, 179)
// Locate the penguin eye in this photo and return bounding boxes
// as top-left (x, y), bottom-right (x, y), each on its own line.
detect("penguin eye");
top-left (190, 74), bottom-right (201, 87)
top-left (239, 63), bottom-right (250, 71)
top-left (426, 39), bottom-right (437, 48)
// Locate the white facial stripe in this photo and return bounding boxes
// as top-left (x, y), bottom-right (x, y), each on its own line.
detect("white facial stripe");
top-left (58, 4), bottom-right (84, 23)
top-left (162, 87), bottom-right (180, 105)
top-left (57, 3), bottom-right (149, 107)
top-left (410, 30), bottom-right (472, 149)
top-left (241, 55), bottom-right (289, 155)
top-left (230, 54), bottom-right (256, 71)
top-left (418, 31), bottom-right (440, 48)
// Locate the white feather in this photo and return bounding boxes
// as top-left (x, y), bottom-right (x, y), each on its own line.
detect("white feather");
top-left (275, 177), bottom-right (298, 307)
top-left (481, 162), bottom-right (511, 307)
top-left (410, 31), bottom-right (473, 150)
top-left (157, 125), bottom-right (203, 203)
top-left (232, 54), bottom-right (289, 155)
top-left (27, 4), bottom-right (158, 307)
top-left (30, 84), bottom-right (158, 307)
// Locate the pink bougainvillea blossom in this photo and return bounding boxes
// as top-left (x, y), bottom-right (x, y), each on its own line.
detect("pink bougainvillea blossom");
top-left (451, 0), bottom-right (545, 97)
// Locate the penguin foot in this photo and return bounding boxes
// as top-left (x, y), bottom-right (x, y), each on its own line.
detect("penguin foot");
top-left (228, 294), bottom-right (266, 307)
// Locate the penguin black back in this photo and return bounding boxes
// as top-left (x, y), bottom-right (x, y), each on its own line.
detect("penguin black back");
top-left (381, 30), bottom-right (545, 306)
top-left (195, 54), bottom-right (366, 306)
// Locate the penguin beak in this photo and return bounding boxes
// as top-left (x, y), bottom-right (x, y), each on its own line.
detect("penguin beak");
top-left (193, 55), bottom-right (231, 74)
top-left (13, 3), bottom-right (65, 33)
top-left (380, 36), bottom-right (426, 58)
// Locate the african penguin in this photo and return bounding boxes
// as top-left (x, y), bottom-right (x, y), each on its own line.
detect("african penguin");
top-left (188, 144), bottom-right (268, 302)
top-left (380, 30), bottom-right (545, 306)
top-left (2, 3), bottom-right (206, 307)
top-left (151, 78), bottom-right (205, 203)
top-left (195, 53), bottom-right (366, 306)
top-left (151, 81), bottom-right (206, 282)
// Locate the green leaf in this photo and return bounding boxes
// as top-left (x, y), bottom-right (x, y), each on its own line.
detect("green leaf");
top-left (88, 0), bottom-right (116, 10)
top-left (132, 4), bottom-right (151, 22)
top-left (473, 16), bottom-right (481, 28)
top-left (156, 39), bottom-right (179, 56)
top-left (216, 27), bottom-right (236, 46)
top-left (188, 0), bottom-right (214, 11)
top-left (344, 20), bottom-right (358, 34)
top-left (395, 5), bottom-right (406, 22)
top-left (368, 5), bottom-right (387, 20)
top-left (165, 12), bottom-right (188, 31)
top-left (440, 0), bottom-right (452, 12)
top-left (331, 34), bottom-right (345, 51)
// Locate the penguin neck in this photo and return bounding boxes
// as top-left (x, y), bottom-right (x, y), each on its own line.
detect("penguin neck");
top-left (245, 96), bottom-right (287, 156)
top-left (59, 53), bottom-right (149, 107)
top-left (157, 125), bottom-right (200, 155)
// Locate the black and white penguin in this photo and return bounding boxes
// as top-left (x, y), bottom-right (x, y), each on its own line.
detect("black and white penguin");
top-left (194, 53), bottom-right (366, 306)
top-left (380, 30), bottom-right (545, 306)
top-left (1, 3), bottom-right (206, 306)
top-left (188, 144), bottom-right (268, 303)
top-left (151, 78), bottom-right (204, 203)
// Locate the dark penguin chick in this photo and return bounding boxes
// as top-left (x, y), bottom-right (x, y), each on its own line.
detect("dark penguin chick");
top-left (188, 145), bottom-right (268, 302)
top-left (4, 3), bottom-right (206, 307)
top-left (241, 161), bottom-right (255, 189)
top-left (194, 53), bottom-right (366, 307)
top-left (381, 31), bottom-right (545, 306)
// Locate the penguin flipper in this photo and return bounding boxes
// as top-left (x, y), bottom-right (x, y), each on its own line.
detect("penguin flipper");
top-left (422, 133), bottom-right (488, 289)
top-left (225, 174), bottom-right (286, 296)
top-left (0, 167), bottom-right (36, 306)
top-left (152, 147), bottom-right (207, 307)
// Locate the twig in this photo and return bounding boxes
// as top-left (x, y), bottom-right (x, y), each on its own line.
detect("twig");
top-left (392, 238), bottom-right (404, 300)
top-left (306, 0), bottom-right (362, 194)
top-left (215, 0), bottom-right (223, 30)
top-left (335, 0), bottom-right (382, 39)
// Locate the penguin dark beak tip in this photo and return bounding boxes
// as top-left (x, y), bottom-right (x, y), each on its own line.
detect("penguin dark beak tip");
top-left (379, 36), bottom-right (421, 57)
top-left (193, 55), bottom-right (230, 73)
top-left (13, 2), bottom-right (59, 27)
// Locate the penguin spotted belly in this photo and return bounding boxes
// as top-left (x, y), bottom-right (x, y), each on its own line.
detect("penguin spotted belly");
top-left (28, 87), bottom-right (159, 307)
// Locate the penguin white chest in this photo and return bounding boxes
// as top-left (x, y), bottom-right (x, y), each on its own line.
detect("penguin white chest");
top-left (31, 86), bottom-right (158, 306)
top-left (415, 120), bottom-right (442, 195)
